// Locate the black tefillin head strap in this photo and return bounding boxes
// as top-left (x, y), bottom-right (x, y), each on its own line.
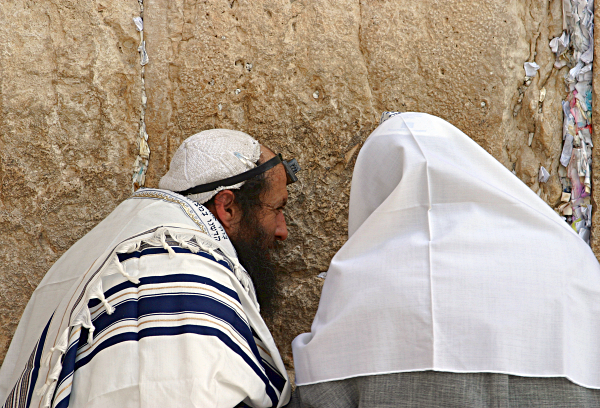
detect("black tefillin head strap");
top-left (175, 153), bottom-right (301, 196)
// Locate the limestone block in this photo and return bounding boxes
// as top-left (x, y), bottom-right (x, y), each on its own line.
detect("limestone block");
top-left (0, 0), bottom-right (141, 362)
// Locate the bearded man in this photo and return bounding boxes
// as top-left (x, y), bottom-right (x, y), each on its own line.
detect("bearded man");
top-left (0, 129), bottom-right (300, 408)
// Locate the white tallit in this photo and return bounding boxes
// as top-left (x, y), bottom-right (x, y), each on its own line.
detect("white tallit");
top-left (0, 189), bottom-right (290, 408)
top-left (292, 112), bottom-right (600, 388)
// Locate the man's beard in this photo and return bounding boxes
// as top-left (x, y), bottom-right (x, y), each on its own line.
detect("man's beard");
top-left (230, 211), bottom-right (280, 320)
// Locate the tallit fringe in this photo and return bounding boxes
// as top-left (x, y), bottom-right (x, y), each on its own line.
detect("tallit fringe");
top-left (42, 382), bottom-right (56, 408)
top-left (147, 227), bottom-right (176, 258)
top-left (36, 227), bottom-right (256, 406)
top-left (159, 228), bottom-right (256, 305)
top-left (41, 327), bottom-right (69, 368)
top-left (171, 232), bottom-right (201, 254)
top-left (234, 265), bottom-right (251, 293)
top-left (89, 280), bottom-right (115, 315)
top-left (112, 254), bottom-right (141, 284)
top-left (116, 241), bottom-right (141, 254)
top-left (72, 307), bottom-right (95, 345)
top-left (36, 382), bottom-right (49, 397)
top-left (38, 353), bottom-right (65, 407)
top-left (165, 228), bottom-right (252, 294)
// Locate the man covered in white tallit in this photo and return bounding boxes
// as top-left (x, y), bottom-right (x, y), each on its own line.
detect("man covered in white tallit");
top-left (290, 112), bottom-right (600, 407)
top-left (0, 129), bottom-right (299, 408)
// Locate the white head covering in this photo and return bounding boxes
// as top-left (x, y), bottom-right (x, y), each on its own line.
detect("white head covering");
top-left (159, 129), bottom-right (261, 203)
top-left (292, 112), bottom-right (600, 388)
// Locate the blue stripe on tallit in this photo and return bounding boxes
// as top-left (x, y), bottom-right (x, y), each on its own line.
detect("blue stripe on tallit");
top-left (88, 273), bottom-right (240, 308)
top-left (53, 340), bottom-right (80, 408)
top-left (72, 326), bottom-right (278, 406)
top-left (83, 293), bottom-right (254, 358)
top-left (250, 327), bottom-right (286, 393)
top-left (26, 315), bottom-right (52, 407)
top-left (2, 314), bottom-right (52, 408)
top-left (84, 291), bottom-right (266, 387)
top-left (54, 393), bottom-right (70, 408)
top-left (261, 359), bottom-right (286, 393)
top-left (117, 246), bottom-right (234, 272)
top-left (86, 271), bottom-right (263, 368)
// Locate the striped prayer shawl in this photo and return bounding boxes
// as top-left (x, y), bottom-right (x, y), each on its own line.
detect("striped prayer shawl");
top-left (1, 190), bottom-right (290, 408)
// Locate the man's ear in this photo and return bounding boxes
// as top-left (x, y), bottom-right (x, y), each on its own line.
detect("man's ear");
top-left (211, 190), bottom-right (241, 230)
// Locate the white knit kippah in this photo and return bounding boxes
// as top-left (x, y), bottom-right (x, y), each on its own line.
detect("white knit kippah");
top-left (158, 129), bottom-right (261, 204)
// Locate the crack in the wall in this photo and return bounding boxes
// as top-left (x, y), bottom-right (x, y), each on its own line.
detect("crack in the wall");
top-left (132, 0), bottom-right (150, 191)
top-left (505, 1), bottom-right (558, 197)
top-left (356, 0), bottom-right (376, 118)
top-left (551, 0), bottom-right (594, 243)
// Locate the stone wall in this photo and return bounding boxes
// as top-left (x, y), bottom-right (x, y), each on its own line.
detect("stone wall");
top-left (0, 0), bottom-right (597, 372)
top-left (0, 0), bottom-right (141, 361)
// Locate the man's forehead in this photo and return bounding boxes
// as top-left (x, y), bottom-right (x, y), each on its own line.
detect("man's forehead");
top-left (266, 163), bottom-right (289, 206)
top-left (259, 145), bottom-right (276, 161)
top-left (259, 145), bottom-right (285, 182)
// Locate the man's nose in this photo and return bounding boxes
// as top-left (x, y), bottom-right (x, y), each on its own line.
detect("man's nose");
top-left (275, 213), bottom-right (288, 241)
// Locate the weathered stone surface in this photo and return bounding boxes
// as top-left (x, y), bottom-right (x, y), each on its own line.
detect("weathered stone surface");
top-left (360, 0), bottom-right (566, 204)
top-left (0, 0), bottom-right (141, 361)
top-left (0, 0), bottom-right (597, 375)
